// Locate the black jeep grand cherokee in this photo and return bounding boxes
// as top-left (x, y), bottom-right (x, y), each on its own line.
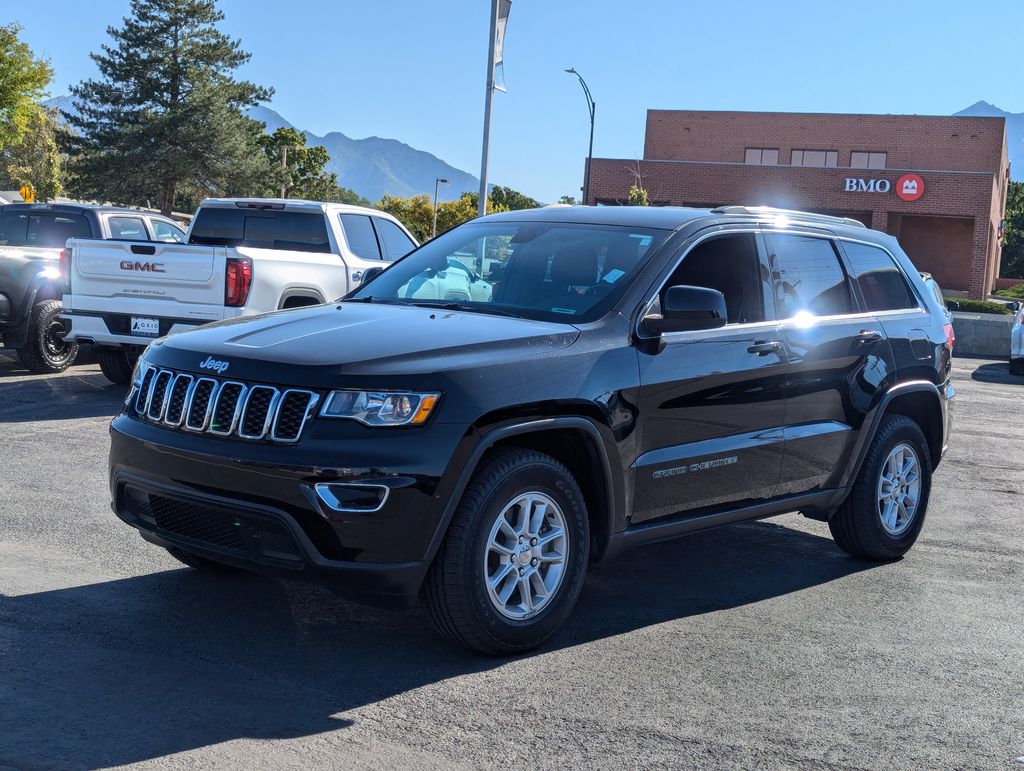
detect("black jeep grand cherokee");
top-left (111, 205), bottom-right (954, 654)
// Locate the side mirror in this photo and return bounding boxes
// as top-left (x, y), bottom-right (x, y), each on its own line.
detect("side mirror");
top-left (361, 266), bottom-right (385, 285)
top-left (945, 300), bottom-right (960, 312)
top-left (1008, 301), bottom-right (1022, 313)
top-left (644, 285), bottom-right (728, 334)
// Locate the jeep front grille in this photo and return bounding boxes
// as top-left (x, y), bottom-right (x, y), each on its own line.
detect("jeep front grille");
top-left (132, 364), bottom-right (318, 443)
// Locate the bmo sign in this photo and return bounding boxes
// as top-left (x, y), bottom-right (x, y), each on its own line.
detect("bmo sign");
top-left (844, 178), bottom-right (891, 193)
top-left (843, 173), bottom-right (925, 201)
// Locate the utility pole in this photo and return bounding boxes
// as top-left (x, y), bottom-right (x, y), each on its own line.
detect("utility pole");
top-left (477, 0), bottom-right (499, 217)
top-left (433, 177), bottom-right (449, 238)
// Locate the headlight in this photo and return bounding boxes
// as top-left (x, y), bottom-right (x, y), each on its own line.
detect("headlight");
top-left (320, 390), bottom-right (440, 426)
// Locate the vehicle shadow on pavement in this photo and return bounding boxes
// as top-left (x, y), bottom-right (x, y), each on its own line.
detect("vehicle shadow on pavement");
top-left (970, 361), bottom-right (1024, 385)
top-left (0, 520), bottom-right (874, 768)
top-left (0, 350), bottom-right (126, 423)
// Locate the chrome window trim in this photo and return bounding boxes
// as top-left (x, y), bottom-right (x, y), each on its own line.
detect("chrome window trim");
top-left (270, 389), bottom-right (320, 443)
top-left (237, 386), bottom-right (281, 440)
top-left (162, 373), bottom-right (194, 427)
top-left (208, 381), bottom-right (248, 436)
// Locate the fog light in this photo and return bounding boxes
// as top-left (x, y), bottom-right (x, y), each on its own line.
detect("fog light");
top-left (314, 483), bottom-right (389, 513)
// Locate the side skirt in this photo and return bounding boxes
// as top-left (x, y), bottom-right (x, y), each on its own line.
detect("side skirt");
top-left (602, 488), bottom-right (848, 561)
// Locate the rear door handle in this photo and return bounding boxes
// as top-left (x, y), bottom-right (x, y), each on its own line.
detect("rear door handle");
top-left (747, 340), bottom-right (783, 355)
top-left (856, 329), bottom-right (882, 344)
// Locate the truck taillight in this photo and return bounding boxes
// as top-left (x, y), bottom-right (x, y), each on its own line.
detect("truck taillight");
top-left (59, 248), bottom-right (71, 277)
top-left (944, 322), bottom-right (955, 350)
top-left (225, 256), bottom-right (253, 307)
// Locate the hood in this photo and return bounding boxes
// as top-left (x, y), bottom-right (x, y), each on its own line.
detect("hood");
top-left (150, 302), bottom-right (580, 386)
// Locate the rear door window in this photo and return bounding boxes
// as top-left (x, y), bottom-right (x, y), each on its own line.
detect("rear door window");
top-left (767, 233), bottom-right (852, 318)
top-left (151, 219), bottom-right (186, 242)
top-left (841, 242), bottom-right (919, 311)
top-left (373, 218), bottom-right (416, 261)
top-left (189, 208), bottom-right (331, 253)
top-left (25, 214), bottom-right (91, 248)
top-left (339, 214), bottom-right (382, 260)
top-left (108, 216), bottom-right (149, 241)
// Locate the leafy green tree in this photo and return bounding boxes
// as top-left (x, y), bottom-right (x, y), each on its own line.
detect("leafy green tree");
top-left (257, 126), bottom-right (368, 205)
top-left (377, 192), bottom-right (507, 242)
top-left (1000, 181), bottom-right (1024, 279)
top-left (558, 195), bottom-right (577, 206)
top-left (0, 24), bottom-right (53, 150)
top-left (627, 184), bottom-right (650, 206)
top-left (0, 105), bottom-right (63, 199)
top-left (488, 185), bottom-right (540, 211)
top-left (64, 0), bottom-right (273, 214)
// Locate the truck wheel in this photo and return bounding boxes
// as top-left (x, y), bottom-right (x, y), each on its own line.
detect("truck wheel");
top-left (1010, 358), bottom-right (1024, 376)
top-left (423, 448), bottom-right (590, 655)
top-left (17, 300), bottom-right (78, 374)
top-left (165, 546), bottom-right (244, 573)
top-left (97, 348), bottom-right (139, 385)
top-left (829, 414), bottom-right (932, 561)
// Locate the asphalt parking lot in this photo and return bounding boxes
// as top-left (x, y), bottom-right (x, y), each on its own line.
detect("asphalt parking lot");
top-left (1, 349), bottom-right (1022, 769)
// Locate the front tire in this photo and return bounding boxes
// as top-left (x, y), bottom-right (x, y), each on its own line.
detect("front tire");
top-left (1010, 358), bottom-right (1024, 376)
top-left (423, 448), bottom-right (590, 655)
top-left (17, 300), bottom-right (78, 373)
top-left (829, 414), bottom-right (932, 560)
top-left (97, 348), bottom-right (138, 385)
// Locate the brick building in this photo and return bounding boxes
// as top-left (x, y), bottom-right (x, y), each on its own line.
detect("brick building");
top-left (587, 110), bottom-right (1011, 298)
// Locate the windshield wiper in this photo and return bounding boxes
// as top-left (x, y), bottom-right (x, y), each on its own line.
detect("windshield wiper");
top-left (406, 301), bottom-right (518, 317)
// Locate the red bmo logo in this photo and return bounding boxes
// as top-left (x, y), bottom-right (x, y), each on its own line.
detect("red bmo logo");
top-left (896, 173), bottom-right (924, 202)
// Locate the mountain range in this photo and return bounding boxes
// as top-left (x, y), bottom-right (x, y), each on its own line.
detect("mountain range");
top-left (953, 101), bottom-right (1023, 181)
top-left (44, 97), bottom-right (1023, 203)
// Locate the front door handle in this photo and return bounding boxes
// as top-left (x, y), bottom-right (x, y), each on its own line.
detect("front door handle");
top-left (856, 329), bottom-right (882, 344)
top-left (747, 340), bottom-right (783, 355)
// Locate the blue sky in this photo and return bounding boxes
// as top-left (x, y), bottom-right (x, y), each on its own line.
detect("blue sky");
top-left (7, 0), bottom-right (1023, 202)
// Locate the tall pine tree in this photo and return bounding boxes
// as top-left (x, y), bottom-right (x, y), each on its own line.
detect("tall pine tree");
top-left (65, 0), bottom-right (272, 213)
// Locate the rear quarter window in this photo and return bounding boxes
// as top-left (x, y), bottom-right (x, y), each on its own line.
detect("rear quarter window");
top-left (842, 242), bottom-right (919, 312)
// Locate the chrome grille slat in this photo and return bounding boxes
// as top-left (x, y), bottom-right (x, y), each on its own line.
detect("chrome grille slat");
top-left (133, 367), bottom-right (316, 443)
top-left (238, 386), bottom-right (280, 440)
top-left (209, 382), bottom-right (247, 435)
top-left (271, 390), bottom-right (319, 443)
top-left (147, 370), bottom-right (174, 422)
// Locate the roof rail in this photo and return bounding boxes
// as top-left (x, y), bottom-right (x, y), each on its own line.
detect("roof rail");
top-left (710, 205), bottom-right (867, 228)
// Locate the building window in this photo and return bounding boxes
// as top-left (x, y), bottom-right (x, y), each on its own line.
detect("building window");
top-left (851, 151), bottom-right (887, 170)
top-left (744, 148), bottom-right (779, 165)
top-left (791, 149), bottom-right (838, 167)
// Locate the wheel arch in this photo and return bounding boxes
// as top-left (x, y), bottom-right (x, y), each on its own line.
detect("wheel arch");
top-left (844, 381), bottom-right (945, 491)
top-left (424, 417), bottom-right (621, 569)
top-left (278, 289), bottom-right (326, 309)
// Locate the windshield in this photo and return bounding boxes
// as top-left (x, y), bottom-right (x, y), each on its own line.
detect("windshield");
top-left (349, 221), bottom-right (670, 322)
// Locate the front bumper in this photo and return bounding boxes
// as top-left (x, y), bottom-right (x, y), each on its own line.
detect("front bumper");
top-left (109, 412), bottom-right (472, 606)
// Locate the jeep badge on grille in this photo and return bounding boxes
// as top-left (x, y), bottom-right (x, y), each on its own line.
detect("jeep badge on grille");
top-left (199, 356), bottom-right (230, 374)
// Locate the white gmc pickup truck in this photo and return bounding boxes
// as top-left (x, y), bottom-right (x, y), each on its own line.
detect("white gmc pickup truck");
top-left (62, 198), bottom-right (417, 383)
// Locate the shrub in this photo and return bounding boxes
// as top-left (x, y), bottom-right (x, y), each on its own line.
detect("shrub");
top-left (994, 283), bottom-right (1024, 299)
top-left (947, 298), bottom-right (1013, 315)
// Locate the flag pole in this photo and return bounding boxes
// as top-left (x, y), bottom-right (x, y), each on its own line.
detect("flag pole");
top-left (477, 0), bottom-right (499, 217)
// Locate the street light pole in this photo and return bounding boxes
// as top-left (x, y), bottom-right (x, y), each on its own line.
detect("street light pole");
top-left (565, 68), bottom-right (595, 205)
top-left (433, 177), bottom-right (449, 238)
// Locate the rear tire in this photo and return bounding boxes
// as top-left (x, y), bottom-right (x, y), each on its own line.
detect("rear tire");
top-left (1010, 358), bottom-right (1024, 376)
top-left (829, 414), bottom-right (932, 560)
top-left (165, 546), bottom-right (245, 573)
top-left (17, 300), bottom-right (78, 373)
top-left (97, 348), bottom-right (138, 385)
top-left (423, 448), bottom-right (590, 655)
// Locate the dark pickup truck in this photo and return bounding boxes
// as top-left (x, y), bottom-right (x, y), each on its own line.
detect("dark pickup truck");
top-left (0, 202), bottom-right (185, 372)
